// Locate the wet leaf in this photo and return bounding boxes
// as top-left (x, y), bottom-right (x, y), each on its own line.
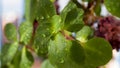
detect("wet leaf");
top-left (33, 20), bottom-right (52, 56)
top-left (4, 23), bottom-right (17, 42)
top-left (76, 26), bottom-right (93, 43)
top-left (49, 15), bottom-right (62, 34)
top-left (60, 1), bottom-right (77, 26)
top-left (48, 33), bottom-right (85, 68)
top-left (64, 8), bottom-right (84, 32)
top-left (83, 37), bottom-right (112, 67)
top-left (1, 42), bottom-right (19, 65)
top-left (60, 1), bottom-right (84, 32)
top-left (25, 0), bottom-right (31, 21)
top-left (104, 0), bottom-right (120, 17)
top-left (20, 46), bottom-right (34, 68)
top-left (10, 49), bottom-right (22, 68)
top-left (19, 21), bottom-right (33, 45)
top-left (30, 0), bottom-right (56, 22)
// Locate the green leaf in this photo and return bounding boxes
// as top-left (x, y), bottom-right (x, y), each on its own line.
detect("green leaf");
top-left (49, 15), bottom-right (62, 34)
top-left (25, 0), bottom-right (31, 21)
top-left (50, 0), bottom-right (55, 3)
top-left (33, 20), bottom-right (52, 56)
top-left (4, 23), bottom-right (17, 42)
top-left (1, 42), bottom-right (19, 65)
top-left (64, 8), bottom-right (84, 32)
top-left (76, 26), bottom-right (93, 43)
top-left (41, 59), bottom-right (55, 68)
top-left (30, 0), bottom-right (56, 22)
top-left (70, 41), bottom-right (85, 64)
top-left (29, 0), bottom-right (37, 22)
top-left (61, 1), bottom-right (84, 32)
top-left (20, 46), bottom-right (34, 68)
top-left (19, 21), bottom-right (33, 45)
top-left (48, 33), bottom-right (85, 68)
top-left (60, 1), bottom-right (77, 26)
top-left (83, 37), bottom-right (112, 67)
top-left (11, 49), bottom-right (22, 68)
top-left (104, 0), bottom-right (120, 17)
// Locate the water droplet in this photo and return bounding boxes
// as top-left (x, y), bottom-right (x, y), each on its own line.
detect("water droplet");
top-left (58, 19), bottom-right (61, 23)
top-left (60, 59), bottom-right (64, 63)
top-left (40, 16), bottom-right (44, 19)
top-left (47, 15), bottom-right (50, 18)
top-left (46, 28), bottom-right (49, 31)
top-left (65, 48), bottom-right (68, 51)
top-left (42, 34), bottom-right (46, 37)
top-left (72, 32), bottom-right (76, 38)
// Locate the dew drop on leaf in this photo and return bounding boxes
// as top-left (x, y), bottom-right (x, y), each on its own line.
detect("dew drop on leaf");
top-left (41, 16), bottom-right (44, 19)
top-left (65, 48), bottom-right (68, 51)
top-left (42, 34), bottom-right (46, 37)
top-left (60, 59), bottom-right (64, 63)
top-left (47, 15), bottom-right (50, 18)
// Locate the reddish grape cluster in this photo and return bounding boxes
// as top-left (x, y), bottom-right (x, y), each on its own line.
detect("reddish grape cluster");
top-left (95, 16), bottom-right (120, 51)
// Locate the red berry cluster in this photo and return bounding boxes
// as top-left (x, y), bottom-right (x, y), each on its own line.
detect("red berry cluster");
top-left (95, 16), bottom-right (120, 51)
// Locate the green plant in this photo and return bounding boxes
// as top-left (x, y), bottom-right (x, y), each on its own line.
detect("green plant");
top-left (1, 0), bottom-right (120, 68)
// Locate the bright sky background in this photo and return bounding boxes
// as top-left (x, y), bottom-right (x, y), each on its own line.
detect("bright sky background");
top-left (1, 0), bottom-right (24, 28)
top-left (0, 0), bottom-right (24, 48)
top-left (2, 0), bottom-right (24, 17)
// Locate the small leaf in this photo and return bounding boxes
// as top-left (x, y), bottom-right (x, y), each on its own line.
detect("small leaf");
top-left (41, 59), bottom-right (55, 68)
top-left (19, 21), bottom-right (33, 45)
top-left (61, 1), bottom-right (84, 32)
top-left (29, 0), bottom-right (37, 22)
top-left (11, 49), bottom-right (22, 68)
top-left (33, 20), bottom-right (52, 56)
top-left (70, 41), bottom-right (85, 64)
top-left (30, 0), bottom-right (56, 22)
top-left (1, 42), bottom-right (19, 65)
top-left (104, 0), bottom-right (120, 17)
top-left (25, 0), bottom-right (31, 21)
top-left (60, 1), bottom-right (77, 25)
top-left (83, 37), bottom-right (112, 67)
top-left (20, 46), bottom-right (34, 68)
top-left (76, 26), bottom-right (93, 43)
top-left (64, 8), bottom-right (84, 32)
top-left (48, 33), bottom-right (85, 68)
top-left (4, 23), bottom-right (17, 42)
top-left (49, 15), bottom-right (62, 34)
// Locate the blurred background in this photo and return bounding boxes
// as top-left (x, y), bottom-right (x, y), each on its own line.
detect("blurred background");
top-left (0, 0), bottom-right (120, 68)
top-left (1, 0), bottom-right (24, 43)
